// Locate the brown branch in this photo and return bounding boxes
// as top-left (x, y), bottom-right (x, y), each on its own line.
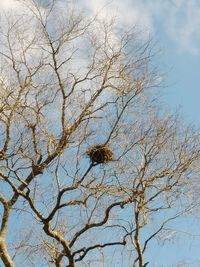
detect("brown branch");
top-left (45, 163), bottom-right (94, 222)
top-left (69, 197), bottom-right (135, 248)
top-left (0, 196), bottom-right (14, 267)
top-left (72, 240), bottom-right (126, 263)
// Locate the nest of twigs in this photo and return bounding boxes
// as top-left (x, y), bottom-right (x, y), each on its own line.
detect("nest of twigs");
top-left (87, 144), bottom-right (114, 164)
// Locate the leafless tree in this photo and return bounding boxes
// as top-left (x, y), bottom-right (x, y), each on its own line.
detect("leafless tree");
top-left (0, 1), bottom-right (200, 267)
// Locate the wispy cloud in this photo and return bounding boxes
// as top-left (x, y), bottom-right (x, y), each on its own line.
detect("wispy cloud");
top-left (80, 0), bottom-right (153, 33)
top-left (81, 0), bottom-right (200, 54)
top-left (2, 0), bottom-right (200, 54)
top-left (0, 0), bottom-right (20, 9)
top-left (129, 0), bottom-right (200, 54)
top-left (165, 0), bottom-right (200, 54)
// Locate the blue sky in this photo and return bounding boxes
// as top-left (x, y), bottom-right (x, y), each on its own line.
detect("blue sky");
top-left (152, 1), bottom-right (200, 125)
top-left (77, 1), bottom-right (200, 265)
top-left (1, 0), bottom-right (200, 266)
top-left (79, 0), bottom-right (200, 125)
top-left (1, 0), bottom-right (200, 123)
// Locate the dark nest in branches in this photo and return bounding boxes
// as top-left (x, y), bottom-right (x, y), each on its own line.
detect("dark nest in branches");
top-left (87, 144), bottom-right (114, 164)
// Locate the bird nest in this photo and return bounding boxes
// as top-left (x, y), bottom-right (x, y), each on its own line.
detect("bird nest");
top-left (87, 144), bottom-right (114, 164)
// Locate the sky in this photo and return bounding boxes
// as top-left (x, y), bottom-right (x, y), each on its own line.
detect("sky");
top-left (0, 0), bottom-right (200, 123)
top-left (0, 0), bottom-right (200, 266)
top-left (80, 0), bottom-right (200, 125)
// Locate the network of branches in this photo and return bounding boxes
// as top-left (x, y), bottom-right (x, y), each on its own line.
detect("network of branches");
top-left (0, 1), bottom-right (200, 267)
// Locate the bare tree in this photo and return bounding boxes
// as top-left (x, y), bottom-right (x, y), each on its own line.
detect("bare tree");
top-left (0, 1), bottom-right (200, 267)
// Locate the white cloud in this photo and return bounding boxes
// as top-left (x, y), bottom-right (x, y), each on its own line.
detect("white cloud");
top-left (1, 0), bottom-right (200, 54)
top-left (81, 0), bottom-right (200, 54)
top-left (80, 0), bottom-right (153, 34)
top-left (131, 0), bottom-right (200, 54)
top-left (0, 0), bottom-right (20, 9)
top-left (165, 0), bottom-right (200, 54)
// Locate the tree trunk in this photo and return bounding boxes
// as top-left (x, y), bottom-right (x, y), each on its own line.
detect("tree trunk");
top-left (0, 239), bottom-right (14, 267)
top-left (68, 257), bottom-right (76, 267)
